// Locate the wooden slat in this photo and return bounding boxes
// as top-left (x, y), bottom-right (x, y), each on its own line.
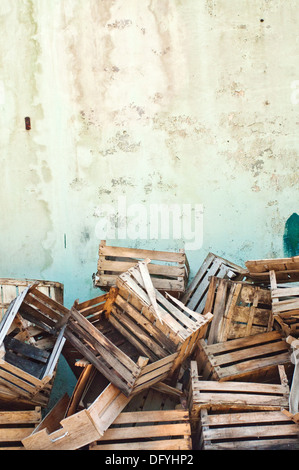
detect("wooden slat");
top-left (99, 242), bottom-right (186, 263)
top-left (91, 438), bottom-right (191, 451)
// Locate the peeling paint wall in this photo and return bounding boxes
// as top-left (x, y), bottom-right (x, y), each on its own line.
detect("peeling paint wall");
top-left (1, 0), bottom-right (299, 312)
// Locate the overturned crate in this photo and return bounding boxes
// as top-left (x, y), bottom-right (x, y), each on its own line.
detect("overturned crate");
top-left (0, 406), bottom-right (42, 450)
top-left (195, 330), bottom-right (293, 383)
top-left (188, 361), bottom-right (290, 431)
top-left (181, 252), bottom-right (248, 315)
top-left (0, 277), bottom-right (63, 320)
top-left (110, 259), bottom-right (213, 378)
top-left (0, 284), bottom-right (68, 407)
top-left (196, 409), bottom-right (299, 450)
top-left (93, 240), bottom-right (189, 296)
top-left (63, 291), bottom-right (179, 397)
top-left (205, 277), bottom-right (273, 344)
top-left (22, 364), bottom-right (133, 450)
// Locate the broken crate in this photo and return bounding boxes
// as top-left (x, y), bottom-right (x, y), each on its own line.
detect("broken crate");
top-left (22, 364), bottom-right (132, 450)
top-left (0, 277), bottom-right (63, 320)
top-left (110, 259), bottom-right (213, 378)
top-left (195, 330), bottom-right (293, 383)
top-left (181, 252), bottom-right (248, 315)
top-left (63, 294), bottom-right (179, 397)
top-left (205, 277), bottom-right (273, 344)
top-left (0, 284), bottom-right (68, 406)
top-left (270, 269), bottom-right (299, 337)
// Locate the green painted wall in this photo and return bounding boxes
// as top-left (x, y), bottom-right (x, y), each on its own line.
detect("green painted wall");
top-left (1, 0), bottom-right (299, 404)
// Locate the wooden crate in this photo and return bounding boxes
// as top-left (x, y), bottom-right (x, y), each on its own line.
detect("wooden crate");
top-left (63, 297), bottom-right (179, 397)
top-left (22, 365), bottom-right (132, 450)
top-left (0, 284), bottom-right (68, 406)
top-left (205, 277), bottom-right (273, 344)
top-left (189, 361), bottom-right (289, 429)
top-left (62, 291), bottom-right (117, 379)
top-left (196, 409), bottom-right (299, 450)
top-left (112, 260), bottom-right (213, 377)
top-left (181, 252), bottom-right (248, 315)
top-left (0, 406), bottom-right (41, 450)
top-left (0, 277), bottom-right (63, 320)
top-left (196, 330), bottom-right (293, 383)
top-left (93, 240), bottom-right (189, 295)
top-left (89, 409), bottom-right (192, 451)
top-left (246, 255), bottom-right (299, 283)
top-left (270, 270), bottom-right (299, 336)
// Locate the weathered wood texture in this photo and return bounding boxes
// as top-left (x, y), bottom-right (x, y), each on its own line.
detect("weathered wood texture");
top-left (93, 240), bottom-right (189, 294)
top-left (0, 407), bottom-right (41, 450)
top-left (270, 270), bottom-right (299, 337)
top-left (181, 253), bottom-right (248, 315)
top-left (113, 260), bottom-right (213, 376)
top-left (0, 278), bottom-right (63, 320)
top-left (246, 255), bottom-right (299, 282)
top-left (0, 285), bottom-right (67, 406)
top-left (196, 408), bottom-right (299, 450)
top-left (62, 290), bottom-right (118, 378)
top-left (188, 361), bottom-right (289, 432)
top-left (63, 296), bottom-right (178, 397)
top-left (89, 409), bottom-right (192, 450)
top-left (22, 365), bottom-right (132, 450)
top-left (195, 330), bottom-right (293, 383)
top-left (205, 277), bottom-right (273, 344)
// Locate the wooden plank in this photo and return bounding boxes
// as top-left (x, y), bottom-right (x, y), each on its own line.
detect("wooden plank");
top-left (99, 260), bottom-right (185, 277)
top-left (202, 330), bottom-right (284, 355)
top-left (90, 438), bottom-right (191, 451)
top-left (99, 242), bottom-right (186, 263)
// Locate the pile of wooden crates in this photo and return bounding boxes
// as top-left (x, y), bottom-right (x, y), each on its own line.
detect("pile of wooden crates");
top-left (0, 240), bottom-right (299, 450)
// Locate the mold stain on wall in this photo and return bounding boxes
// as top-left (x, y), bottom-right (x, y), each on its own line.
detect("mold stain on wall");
top-left (283, 213), bottom-right (299, 257)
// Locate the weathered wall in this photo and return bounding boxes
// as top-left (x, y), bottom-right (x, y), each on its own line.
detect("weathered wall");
top-left (1, 1), bottom-right (299, 308)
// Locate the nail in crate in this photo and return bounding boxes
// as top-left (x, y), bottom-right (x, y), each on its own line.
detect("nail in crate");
top-left (0, 406), bottom-right (41, 450)
top-left (188, 361), bottom-right (290, 430)
top-left (93, 240), bottom-right (190, 295)
top-left (195, 330), bottom-right (293, 383)
top-left (0, 284), bottom-right (68, 406)
top-left (205, 277), bottom-right (273, 344)
top-left (112, 260), bottom-right (213, 376)
top-left (181, 252), bottom-right (248, 315)
top-left (196, 409), bottom-right (299, 450)
top-left (0, 277), bottom-right (63, 320)
top-left (63, 293), bottom-right (179, 397)
top-left (22, 365), bottom-right (132, 451)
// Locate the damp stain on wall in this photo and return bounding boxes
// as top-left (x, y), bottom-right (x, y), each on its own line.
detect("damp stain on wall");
top-left (283, 213), bottom-right (299, 257)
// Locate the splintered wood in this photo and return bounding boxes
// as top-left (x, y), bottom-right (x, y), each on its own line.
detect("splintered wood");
top-left (2, 250), bottom-right (299, 450)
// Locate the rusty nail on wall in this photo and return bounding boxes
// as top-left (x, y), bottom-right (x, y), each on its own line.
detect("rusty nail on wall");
top-left (25, 117), bottom-right (31, 130)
